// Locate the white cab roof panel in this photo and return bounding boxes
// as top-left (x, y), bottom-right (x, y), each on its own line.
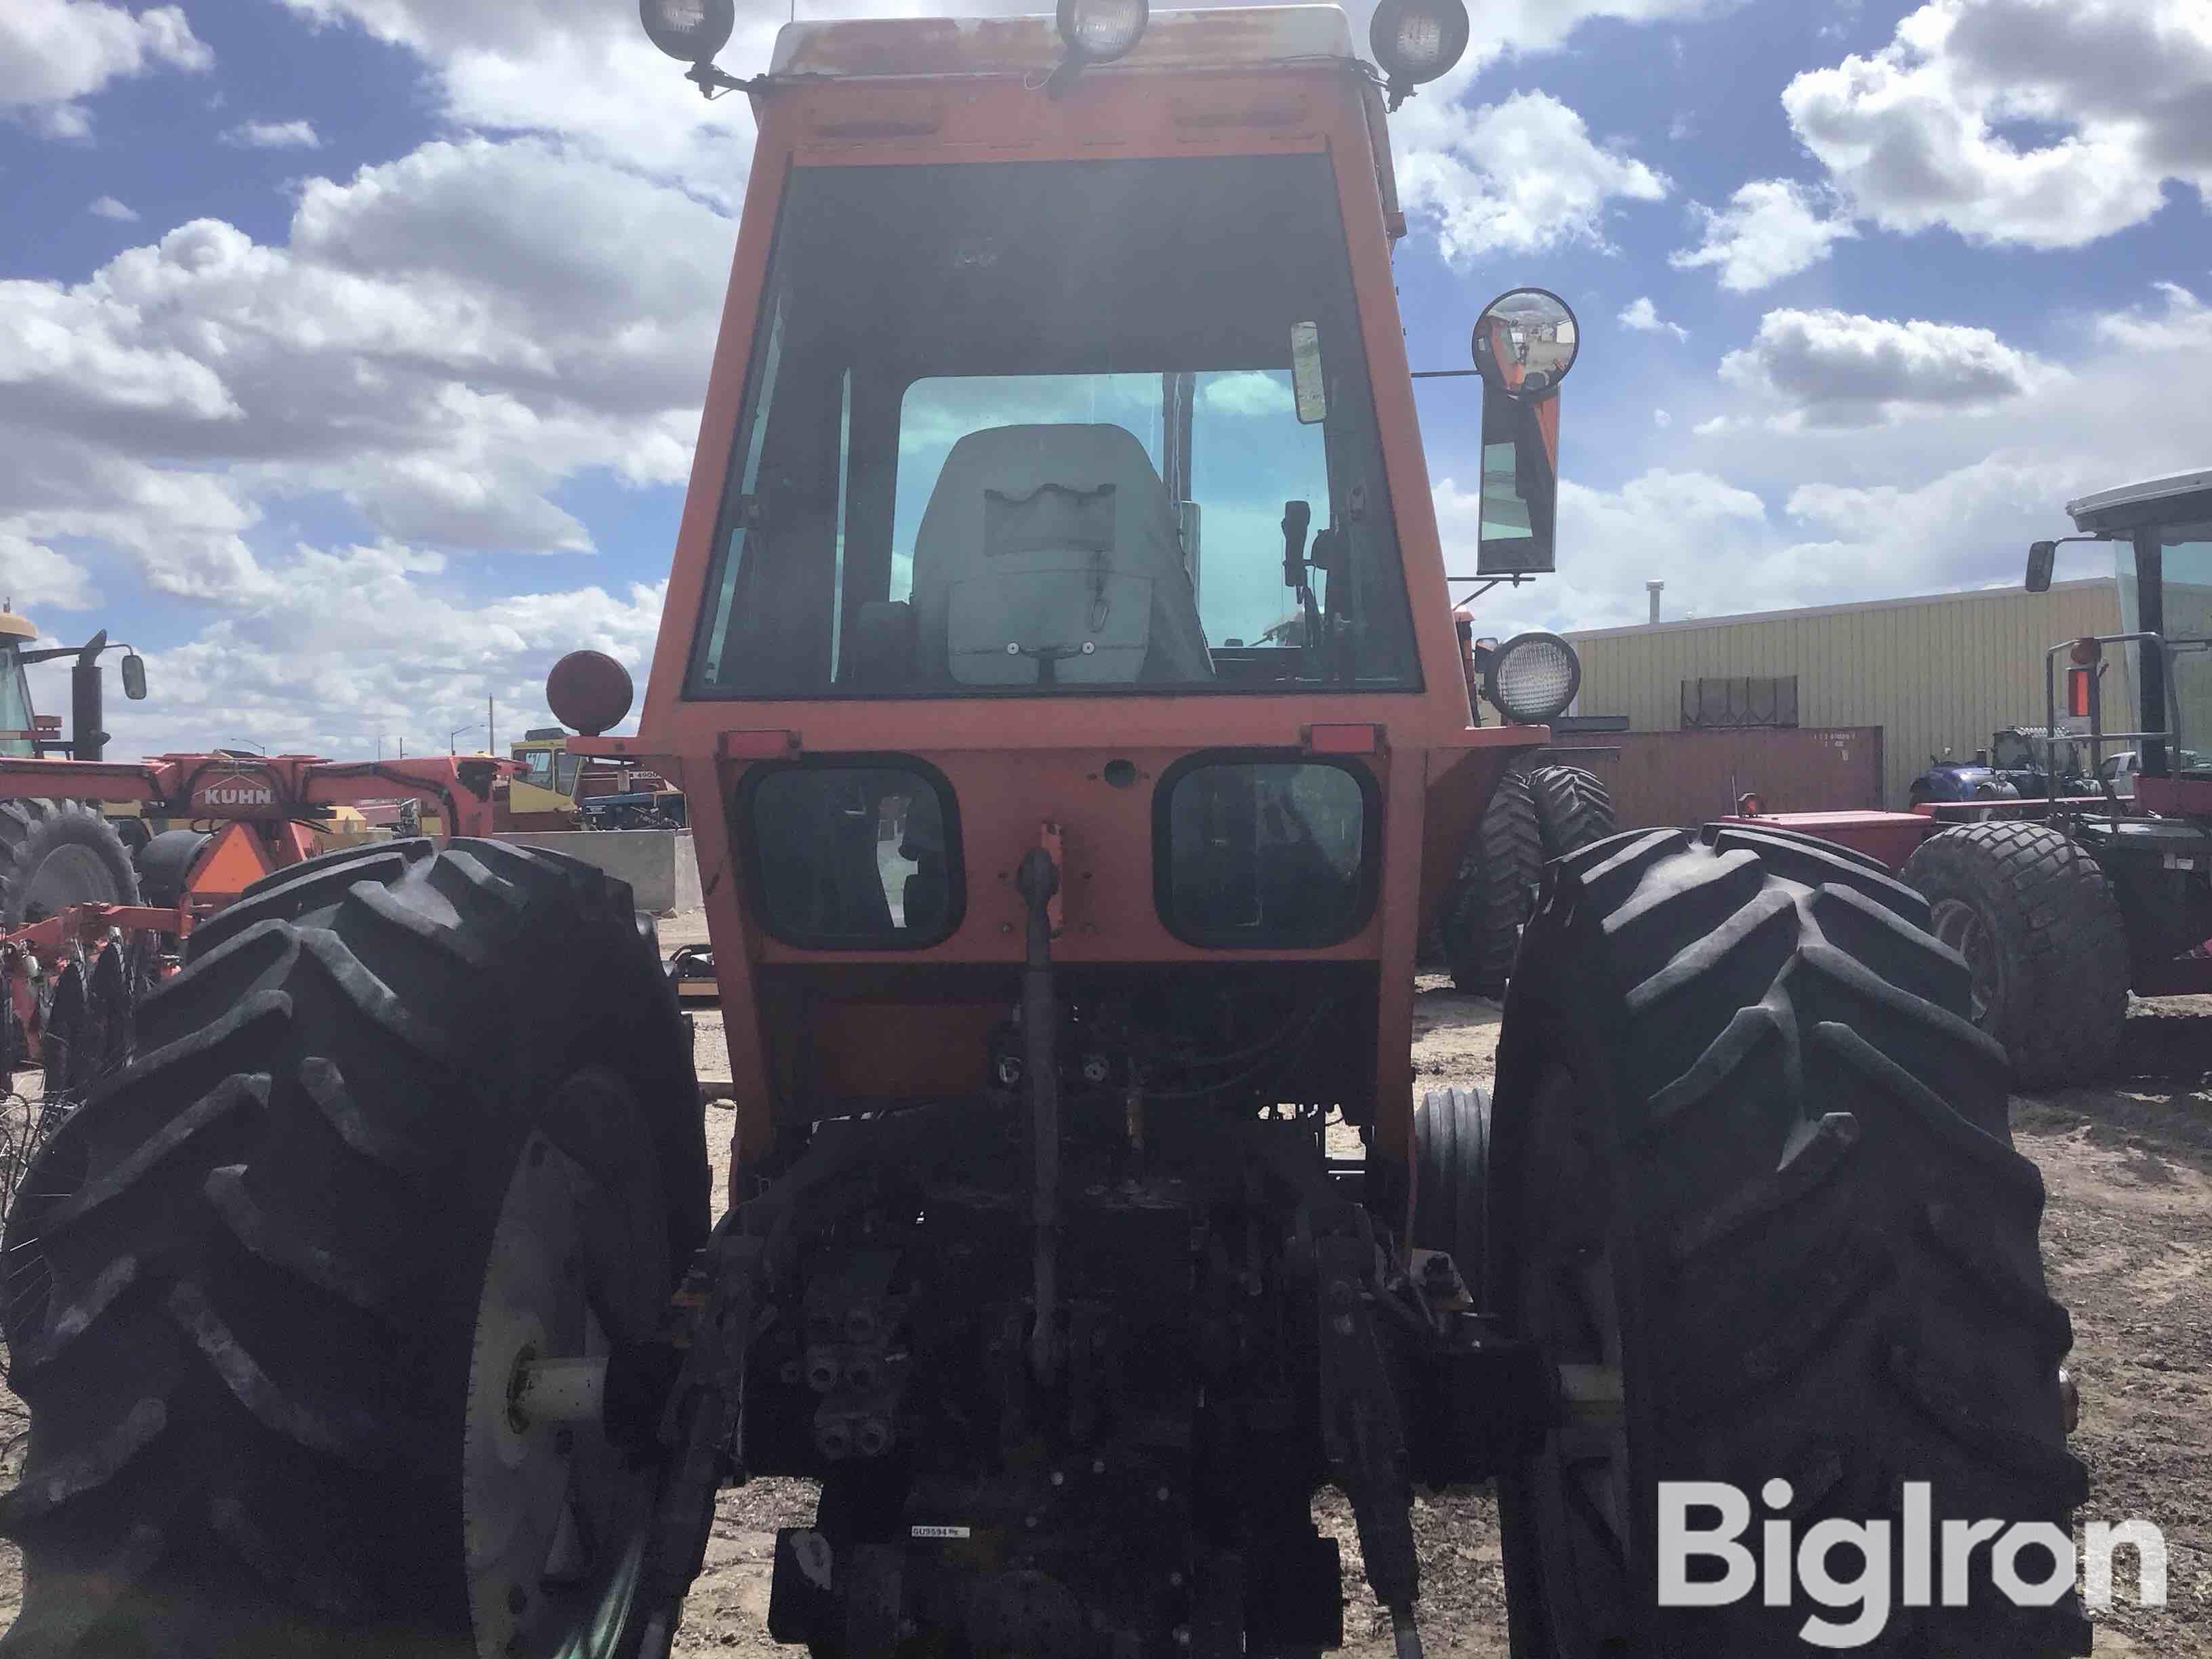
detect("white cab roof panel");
top-left (2068, 469), bottom-right (2212, 530)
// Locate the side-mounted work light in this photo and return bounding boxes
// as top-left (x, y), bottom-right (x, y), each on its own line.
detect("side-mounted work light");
top-left (1370, 0), bottom-right (1470, 111)
top-left (1482, 632), bottom-right (1582, 725)
top-left (640, 0), bottom-right (735, 64)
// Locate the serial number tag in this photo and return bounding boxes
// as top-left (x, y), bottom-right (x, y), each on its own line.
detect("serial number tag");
top-left (910, 1525), bottom-right (972, 1539)
top-left (2165, 854), bottom-right (2198, 870)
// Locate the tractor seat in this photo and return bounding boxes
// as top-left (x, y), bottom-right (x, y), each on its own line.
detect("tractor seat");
top-left (905, 424), bottom-right (1213, 687)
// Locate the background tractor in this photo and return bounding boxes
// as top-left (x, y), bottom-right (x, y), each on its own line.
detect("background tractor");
top-left (1726, 468), bottom-right (2212, 1087)
top-left (0, 6), bottom-right (2081, 1658)
top-left (0, 610), bottom-right (148, 931)
top-left (499, 725), bottom-right (687, 830)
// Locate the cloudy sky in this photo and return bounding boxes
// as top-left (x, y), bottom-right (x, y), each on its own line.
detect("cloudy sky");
top-left (3, 0), bottom-right (2209, 756)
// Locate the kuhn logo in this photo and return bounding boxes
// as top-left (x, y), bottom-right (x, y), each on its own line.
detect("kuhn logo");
top-left (199, 782), bottom-right (273, 807)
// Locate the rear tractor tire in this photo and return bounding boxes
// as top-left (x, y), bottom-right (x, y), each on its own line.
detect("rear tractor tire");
top-left (0, 800), bottom-right (140, 929)
top-left (1490, 822), bottom-right (2085, 1657)
top-left (0, 837), bottom-right (709, 1658)
top-left (1899, 820), bottom-right (2128, 1088)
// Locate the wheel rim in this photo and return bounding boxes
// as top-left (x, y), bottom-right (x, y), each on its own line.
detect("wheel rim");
top-left (1507, 1061), bottom-right (1635, 1651)
top-left (464, 1075), bottom-right (668, 1659)
top-left (1929, 897), bottom-right (2001, 1028)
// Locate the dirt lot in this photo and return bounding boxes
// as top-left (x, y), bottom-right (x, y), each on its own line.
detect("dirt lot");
top-left (0, 954), bottom-right (2203, 1654)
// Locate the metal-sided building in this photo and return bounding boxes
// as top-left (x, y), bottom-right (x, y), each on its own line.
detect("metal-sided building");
top-left (1564, 579), bottom-right (2122, 815)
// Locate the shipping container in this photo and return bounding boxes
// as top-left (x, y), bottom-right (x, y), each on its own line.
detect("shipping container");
top-left (1549, 726), bottom-right (1885, 830)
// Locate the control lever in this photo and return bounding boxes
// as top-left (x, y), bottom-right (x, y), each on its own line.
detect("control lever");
top-left (1281, 500), bottom-right (1326, 656)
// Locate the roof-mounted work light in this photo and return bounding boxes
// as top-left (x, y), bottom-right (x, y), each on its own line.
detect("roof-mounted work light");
top-left (641, 0), bottom-right (758, 98)
top-left (1370, 0), bottom-right (1470, 111)
top-left (1044, 0), bottom-right (1149, 94)
top-left (1057, 0), bottom-right (1150, 64)
top-left (640, 0), bottom-right (734, 64)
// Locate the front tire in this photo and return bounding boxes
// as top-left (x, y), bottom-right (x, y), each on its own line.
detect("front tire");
top-left (1525, 764), bottom-right (1617, 860)
top-left (1441, 762), bottom-right (1542, 997)
top-left (0, 838), bottom-right (708, 1658)
top-left (1899, 821), bottom-right (2127, 1088)
top-left (1490, 823), bottom-right (2086, 1657)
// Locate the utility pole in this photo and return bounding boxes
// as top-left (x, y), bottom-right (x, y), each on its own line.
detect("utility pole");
top-left (488, 695), bottom-right (495, 758)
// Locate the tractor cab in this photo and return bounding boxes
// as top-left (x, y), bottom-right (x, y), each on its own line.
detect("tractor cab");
top-left (0, 611), bottom-right (41, 758)
top-left (0, 610), bottom-right (148, 761)
top-left (2031, 468), bottom-right (2212, 804)
top-left (590, 2), bottom-right (1587, 1178)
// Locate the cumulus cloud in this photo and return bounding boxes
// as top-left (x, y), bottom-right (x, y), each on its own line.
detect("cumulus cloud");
top-left (0, 0), bottom-right (210, 138)
top-left (87, 194), bottom-right (138, 222)
top-left (0, 138), bottom-right (731, 605)
top-left (1716, 308), bottom-right (2055, 428)
top-left (106, 538), bottom-right (668, 759)
top-left (0, 531), bottom-right (98, 613)
top-left (1201, 372), bottom-right (1295, 418)
top-left (1398, 92), bottom-right (1669, 264)
top-left (1783, 0), bottom-right (2212, 249)
top-left (222, 118), bottom-right (321, 149)
top-left (1619, 296), bottom-right (1687, 341)
top-left (1669, 179), bottom-right (1858, 291)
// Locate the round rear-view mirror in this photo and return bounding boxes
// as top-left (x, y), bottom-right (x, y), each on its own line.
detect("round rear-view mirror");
top-left (546, 650), bottom-right (634, 737)
top-left (1471, 287), bottom-right (1579, 399)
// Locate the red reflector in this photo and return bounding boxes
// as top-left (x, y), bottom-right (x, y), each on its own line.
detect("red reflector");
top-left (2067, 667), bottom-right (2093, 718)
top-left (719, 729), bottom-right (800, 760)
top-left (1305, 724), bottom-right (1382, 754)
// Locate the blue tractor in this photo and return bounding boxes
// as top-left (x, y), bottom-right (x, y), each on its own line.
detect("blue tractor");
top-left (1906, 742), bottom-right (2021, 808)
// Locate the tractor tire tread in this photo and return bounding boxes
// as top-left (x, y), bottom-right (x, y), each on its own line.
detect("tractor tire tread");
top-left (1496, 830), bottom-right (2085, 1656)
top-left (0, 798), bottom-right (140, 930)
top-left (1525, 765), bottom-right (1618, 861)
top-left (1899, 821), bottom-right (2127, 1088)
top-left (0, 836), bottom-right (707, 1656)
top-left (1440, 761), bottom-right (1542, 997)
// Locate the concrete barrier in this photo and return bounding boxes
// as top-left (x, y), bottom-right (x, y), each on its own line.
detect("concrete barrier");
top-left (493, 829), bottom-right (703, 914)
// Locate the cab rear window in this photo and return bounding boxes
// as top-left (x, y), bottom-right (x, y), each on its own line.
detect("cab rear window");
top-left (743, 760), bottom-right (962, 948)
top-left (1155, 754), bottom-right (1376, 947)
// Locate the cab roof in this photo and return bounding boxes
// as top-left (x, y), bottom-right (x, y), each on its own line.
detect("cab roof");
top-left (0, 612), bottom-right (37, 643)
top-left (769, 5), bottom-right (1357, 79)
top-left (2068, 468), bottom-right (2212, 535)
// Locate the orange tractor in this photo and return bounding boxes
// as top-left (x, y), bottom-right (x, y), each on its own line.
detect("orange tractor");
top-left (1, 5), bottom-right (2082, 1658)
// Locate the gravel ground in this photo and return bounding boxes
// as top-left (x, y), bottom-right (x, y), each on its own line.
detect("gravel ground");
top-left (0, 948), bottom-right (2203, 1656)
